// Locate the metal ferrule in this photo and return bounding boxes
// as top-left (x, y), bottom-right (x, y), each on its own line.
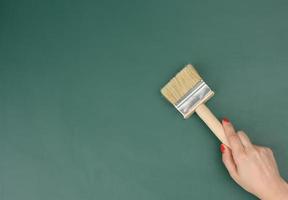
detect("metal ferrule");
top-left (175, 80), bottom-right (214, 119)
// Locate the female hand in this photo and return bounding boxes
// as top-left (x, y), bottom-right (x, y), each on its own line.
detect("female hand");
top-left (221, 118), bottom-right (288, 200)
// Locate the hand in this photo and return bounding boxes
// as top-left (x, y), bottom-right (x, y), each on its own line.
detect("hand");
top-left (220, 118), bottom-right (288, 200)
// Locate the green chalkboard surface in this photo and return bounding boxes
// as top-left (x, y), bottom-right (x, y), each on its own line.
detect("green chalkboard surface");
top-left (1, 0), bottom-right (288, 199)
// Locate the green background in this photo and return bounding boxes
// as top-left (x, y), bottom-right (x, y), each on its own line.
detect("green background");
top-left (1, 0), bottom-right (288, 199)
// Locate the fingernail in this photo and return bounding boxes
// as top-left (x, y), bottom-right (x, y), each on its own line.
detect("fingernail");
top-left (222, 117), bottom-right (230, 124)
top-left (220, 144), bottom-right (225, 153)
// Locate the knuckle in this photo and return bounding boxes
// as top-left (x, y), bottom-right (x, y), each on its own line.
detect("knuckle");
top-left (249, 148), bottom-right (260, 157)
top-left (260, 147), bottom-right (266, 152)
top-left (265, 147), bottom-right (271, 151)
top-left (260, 149), bottom-right (267, 155)
top-left (228, 134), bottom-right (238, 142)
top-left (258, 147), bottom-right (272, 155)
top-left (237, 132), bottom-right (244, 137)
top-left (237, 131), bottom-right (247, 139)
top-left (265, 147), bottom-right (273, 154)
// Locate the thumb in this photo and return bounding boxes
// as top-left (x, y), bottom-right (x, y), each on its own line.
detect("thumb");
top-left (221, 144), bottom-right (239, 180)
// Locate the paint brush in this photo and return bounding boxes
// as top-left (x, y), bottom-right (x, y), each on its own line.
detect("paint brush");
top-left (161, 64), bottom-right (229, 146)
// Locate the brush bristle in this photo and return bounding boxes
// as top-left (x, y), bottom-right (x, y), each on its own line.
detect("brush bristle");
top-left (161, 64), bottom-right (202, 105)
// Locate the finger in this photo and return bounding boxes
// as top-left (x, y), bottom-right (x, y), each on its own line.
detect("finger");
top-left (222, 118), bottom-right (245, 155)
top-left (237, 131), bottom-right (253, 148)
top-left (222, 118), bottom-right (236, 136)
top-left (221, 144), bottom-right (239, 179)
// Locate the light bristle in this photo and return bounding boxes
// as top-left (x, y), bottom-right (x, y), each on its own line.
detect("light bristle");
top-left (161, 64), bottom-right (202, 105)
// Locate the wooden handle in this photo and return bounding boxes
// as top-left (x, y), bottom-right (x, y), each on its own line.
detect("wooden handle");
top-left (195, 104), bottom-right (229, 147)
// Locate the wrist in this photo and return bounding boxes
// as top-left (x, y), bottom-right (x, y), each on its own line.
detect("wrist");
top-left (261, 179), bottom-right (288, 200)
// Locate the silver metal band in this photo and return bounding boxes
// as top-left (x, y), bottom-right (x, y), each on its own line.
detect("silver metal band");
top-left (175, 80), bottom-right (214, 119)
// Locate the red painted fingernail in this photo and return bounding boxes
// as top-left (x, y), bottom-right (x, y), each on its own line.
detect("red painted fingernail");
top-left (222, 117), bottom-right (230, 123)
top-left (220, 144), bottom-right (225, 153)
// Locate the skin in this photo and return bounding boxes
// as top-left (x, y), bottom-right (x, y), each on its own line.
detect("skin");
top-left (221, 119), bottom-right (288, 200)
